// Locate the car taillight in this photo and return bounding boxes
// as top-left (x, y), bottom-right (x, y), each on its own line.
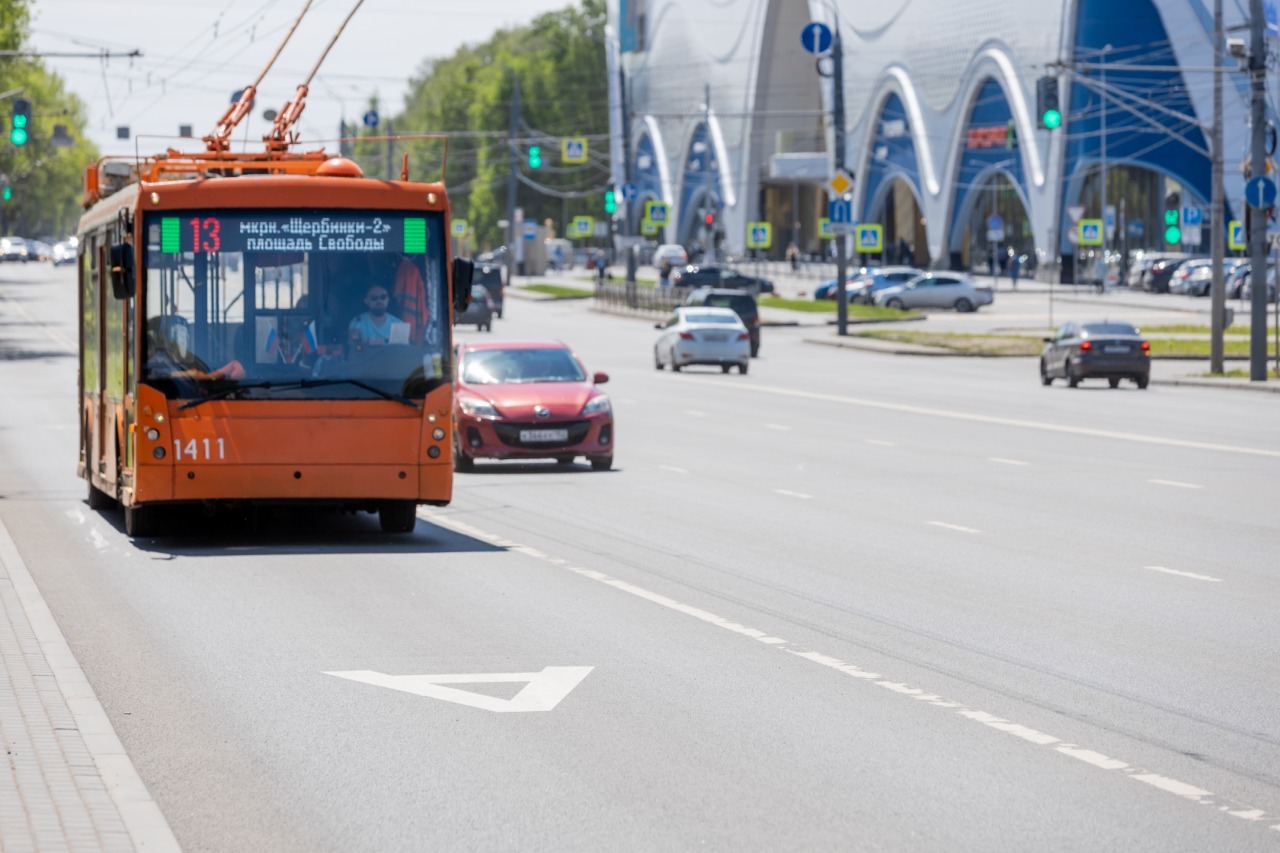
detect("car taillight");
top-left (1141, 340), bottom-right (1150, 353)
top-left (1080, 340), bottom-right (1092, 352)
top-left (679, 332), bottom-right (694, 340)
top-left (737, 332), bottom-right (750, 341)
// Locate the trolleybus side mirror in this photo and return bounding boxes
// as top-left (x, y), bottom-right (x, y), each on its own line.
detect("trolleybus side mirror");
top-left (109, 243), bottom-right (136, 300)
top-left (452, 258), bottom-right (475, 312)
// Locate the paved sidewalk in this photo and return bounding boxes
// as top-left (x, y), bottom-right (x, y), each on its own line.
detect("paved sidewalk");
top-left (0, 519), bottom-right (179, 852)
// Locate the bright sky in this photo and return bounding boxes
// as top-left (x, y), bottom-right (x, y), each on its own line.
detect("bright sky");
top-left (28, 0), bottom-right (576, 157)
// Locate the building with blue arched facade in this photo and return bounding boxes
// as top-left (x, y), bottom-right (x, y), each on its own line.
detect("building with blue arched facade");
top-left (607, 0), bottom-right (1262, 275)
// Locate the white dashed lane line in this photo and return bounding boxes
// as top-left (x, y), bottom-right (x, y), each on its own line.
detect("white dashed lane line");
top-left (764, 423), bottom-right (792, 431)
top-left (1149, 479), bottom-right (1204, 489)
top-left (864, 439), bottom-right (896, 447)
top-left (773, 489), bottom-right (812, 500)
top-left (1144, 566), bottom-right (1223, 583)
top-left (928, 521), bottom-right (981, 534)
top-left (421, 509), bottom-right (1277, 838)
top-left (989, 457), bottom-right (1030, 466)
top-left (659, 465), bottom-right (688, 475)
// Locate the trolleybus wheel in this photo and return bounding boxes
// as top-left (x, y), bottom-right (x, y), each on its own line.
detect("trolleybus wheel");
top-left (87, 481), bottom-right (116, 510)
top-left (379, 500), bottom-right (417, 533)
top-left (123, 504), bottom-right (158, 538)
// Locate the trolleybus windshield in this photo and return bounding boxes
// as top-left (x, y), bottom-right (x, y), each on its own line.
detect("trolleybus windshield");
top-left (141, 209), bottom-right (449, 402)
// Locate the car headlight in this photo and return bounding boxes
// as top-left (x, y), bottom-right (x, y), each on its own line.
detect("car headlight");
top-left (458, 396), bottom-right (499, 418)
top-left (581, 395), bottom-right (611, 416)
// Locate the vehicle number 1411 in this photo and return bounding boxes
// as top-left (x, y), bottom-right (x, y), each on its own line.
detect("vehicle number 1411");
top-left (173, 438), bottom-right (226, 460)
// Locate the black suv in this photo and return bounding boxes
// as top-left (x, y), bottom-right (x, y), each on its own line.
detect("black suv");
top-left (685, 287), bottom-right (761, 356)
top-left (670, 264), bottom-right (774, 294)
top-left (474, 263), bottom-right (505, 318)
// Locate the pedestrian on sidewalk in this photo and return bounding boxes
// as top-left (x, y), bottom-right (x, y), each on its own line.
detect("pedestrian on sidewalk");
top-left (1009, 251), bottom-right (1020, 290)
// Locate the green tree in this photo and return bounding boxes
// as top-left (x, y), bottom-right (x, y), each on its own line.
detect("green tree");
top-left (351, 0), bottom-right (608, 251)
top-left (0, 0), bottom-right (101, 237)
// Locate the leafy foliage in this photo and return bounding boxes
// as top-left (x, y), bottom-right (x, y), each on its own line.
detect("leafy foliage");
top-left (0, 0), bottom-right (101, 238)
top-left (349, 0), bottom-right (608, 251)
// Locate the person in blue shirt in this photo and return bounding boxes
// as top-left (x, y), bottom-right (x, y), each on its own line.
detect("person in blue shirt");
top-left (348, 283), bottom-right (409, 348)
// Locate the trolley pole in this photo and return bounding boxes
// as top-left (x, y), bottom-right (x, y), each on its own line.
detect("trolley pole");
top-left (833, 18), bottom-right (849, 336)
top-left (1249, 0), bottom-right (1268, 381)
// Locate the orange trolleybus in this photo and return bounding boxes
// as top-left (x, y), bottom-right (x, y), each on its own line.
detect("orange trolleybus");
top-left (77, 125), bottom-right (473, 536)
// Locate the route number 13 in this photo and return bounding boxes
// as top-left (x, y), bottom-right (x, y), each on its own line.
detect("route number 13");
top-left (173, 438), bottom-right (226, 460)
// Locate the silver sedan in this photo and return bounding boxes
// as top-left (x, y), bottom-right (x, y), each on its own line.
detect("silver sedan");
top-left (654, 307), bottom-right (751, 374)
top-left (873, 273), bottom-right (994, 312)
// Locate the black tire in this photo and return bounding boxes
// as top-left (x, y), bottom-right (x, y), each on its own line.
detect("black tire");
top-left (721, 364), bottom-right (731, 374)
top-left (590, 456), bottom-right (613, 471)
top-left (378, 500), bottom-right (417, 533)
top-left (1136, 375), bottom-right (1150, 390)
top-left (955, 297), bottom-right (974, 313)
top-left (1066, 362), bottom-right (1080, 388)
top-left (738, 362), bottom-right (748, 375)
top-left (654, 348), bottom-right (664, 370)
top-left (453, 436), bottom-right (474, 472)
top-left (671, 358), bottom-right (682, 372)
top-left (887, 298), bottom-right (905, 310)
top-left (1108, 377), bottom-right (1121, 389)
top-left (556, 455), bottom-right (575, 465)
top-left (123, 504), bottom-right (158, 537)
top-left (1040, 360), bottom-right (1052, 386)
top-left (87, 480), bottom-right (116, 509)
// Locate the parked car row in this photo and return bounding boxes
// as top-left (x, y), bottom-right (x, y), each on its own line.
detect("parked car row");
top-left (1127, 252), bottom-right (1273, 300)
top-left (0, 236), bottom-right (76, 265)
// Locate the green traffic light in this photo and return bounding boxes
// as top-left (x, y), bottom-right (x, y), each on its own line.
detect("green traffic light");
top-left (10, 127), bottom-right (27, 146)
top-left (528, 145), bottom-right (542, 168)
top-left (2, 186), bottom-right (10, 201)
top-left (604, 191), bottom-right (616, 214)
top-left (1164, 225), bottom-right (1181, 244)
top-left (1042, 109), bottom-right (1062, 130)
top-left (12, 114), bottom-right (26, 129)
top-left (1164, 209), bottom-right (1179, 226)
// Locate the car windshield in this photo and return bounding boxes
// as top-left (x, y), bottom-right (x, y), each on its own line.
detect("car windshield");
top-left (1081, 323), bottom-right (1138, 336)
top-left (143, 209), bottom-right (449, 401)
top-left (461, 347), bottom-right (587, 384)
top-left (684, 311), bottom-right (739, 325)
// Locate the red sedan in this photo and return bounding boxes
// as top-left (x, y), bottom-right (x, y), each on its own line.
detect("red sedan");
top-left (453, 340), bottom-right (614, 471)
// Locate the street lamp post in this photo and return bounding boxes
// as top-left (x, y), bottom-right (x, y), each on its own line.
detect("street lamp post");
top-left (831, 14), bottom-right (849, 336)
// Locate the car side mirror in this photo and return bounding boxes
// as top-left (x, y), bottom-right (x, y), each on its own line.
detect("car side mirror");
top-left (109, 243), bottom-right (135, 300)
top-left (452, 258), bottom-right (475, 312)
top-left (593, 371), bottom-right (609, 385)
top-left (1042, 337), bottom-right (1053, 343)
top-left (654, 323), bottom-right (664, 330)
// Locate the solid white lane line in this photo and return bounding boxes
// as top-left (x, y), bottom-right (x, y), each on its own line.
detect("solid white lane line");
top-left (774, 489), bottom-right (812, 500)
top-left (659, 465), bottom-right (688, 474)
top-left (928, 521), bottom-right (981, 534)
top-left (679, 377), bottom-right (1280, 459)
top-left (765, 423), bottom-right (792, 431)
top-left (864, 439), bottom-right (896, 447)
top-left (1144, 566), bottom-right (1223, 583)
top-left (423, 508), bottom-right (1272, 834)
top-left (1149, 479), bottom-right (1204, 489)
top-left (989, 457), bottom-right (1030, 466)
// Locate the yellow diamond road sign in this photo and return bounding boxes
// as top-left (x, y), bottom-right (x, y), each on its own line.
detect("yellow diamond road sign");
top-left (828, 170), bottom-right (854, 198)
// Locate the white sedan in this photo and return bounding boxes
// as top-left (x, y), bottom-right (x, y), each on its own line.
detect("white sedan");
top-left (654, 306), bottom-right (751, 374)
top-left (872, 273), bottom-right (994, 312)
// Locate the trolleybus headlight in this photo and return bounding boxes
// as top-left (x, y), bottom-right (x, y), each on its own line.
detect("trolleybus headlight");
top-left (145, 428), bottom-right (160, 441)
top-left (432, 427), bottom-right (445, 441)
top-left (154, 413), bottom-right (165, 423)
top-left (150, 192), bottom-right (160, 205)
top-left (153, 447), bottom-right (166, 459)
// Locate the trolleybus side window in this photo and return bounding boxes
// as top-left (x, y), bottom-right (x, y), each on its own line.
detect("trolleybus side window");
top-left (141, 209), bottom-right (448, 401)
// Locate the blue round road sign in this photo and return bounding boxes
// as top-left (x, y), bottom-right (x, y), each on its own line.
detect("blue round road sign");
top-left (800, 22), bottom-right (833, 55)
top-left (1245, 176), bottom-right (1276, 210)
top-left (362, 110), bottom-right (380, 128)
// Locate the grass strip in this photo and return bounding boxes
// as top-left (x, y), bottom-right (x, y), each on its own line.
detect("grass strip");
top-left (1141, 323), bottom-right (1276, 336)
top-left (522, 283), bottom-right (594, 298)
top-left (759, 296), bottom-right (915, 320)
top-left (853, 329), bottom-right (1277, 358)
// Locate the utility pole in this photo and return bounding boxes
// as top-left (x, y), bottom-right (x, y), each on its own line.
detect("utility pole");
top-left (1100, 45), bottom-right (1109, 289)
top-left (833, 16), bottom-right (849, 336)
top-left (506, 77), bottom-right (520, 286)
top-left (1210, 0), bottom-right (1226, 373)
top-left (1249, 0), bottom-right (1268, 381)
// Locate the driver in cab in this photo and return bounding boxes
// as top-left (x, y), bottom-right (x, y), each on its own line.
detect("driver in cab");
top-left (348, 283), bottom-right (409, 350)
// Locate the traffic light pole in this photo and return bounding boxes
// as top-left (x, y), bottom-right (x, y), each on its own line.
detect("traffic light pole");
top-left (832, 20), bottom-right (849, 337)
top-left (1249, 0), bottom-right (1268, 381)
top-left (1210, 0), bottom-right (1226, 374)
top-left (506, 78), bottom-right (521, 285)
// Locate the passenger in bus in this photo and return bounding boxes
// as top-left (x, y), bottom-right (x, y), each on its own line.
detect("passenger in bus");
top-left (348, 283), bottom-right (409, 348)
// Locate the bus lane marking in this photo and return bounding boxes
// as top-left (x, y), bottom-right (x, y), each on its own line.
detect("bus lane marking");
top-left (1144, 566), bottom-right (1223, 583)
top-left (420, 509), bottom-right (1273, 837)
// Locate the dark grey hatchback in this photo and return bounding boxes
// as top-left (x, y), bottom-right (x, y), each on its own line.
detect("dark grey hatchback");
top-left (1040, 321), bottom-right (1151, 389)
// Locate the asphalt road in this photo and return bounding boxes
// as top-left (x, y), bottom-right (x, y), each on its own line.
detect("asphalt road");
top-left (2, 262), bottom-right (1279, 851)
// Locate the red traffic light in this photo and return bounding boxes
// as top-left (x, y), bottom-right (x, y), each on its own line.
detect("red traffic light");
top-left (704, 213), bottom-right (714, 226)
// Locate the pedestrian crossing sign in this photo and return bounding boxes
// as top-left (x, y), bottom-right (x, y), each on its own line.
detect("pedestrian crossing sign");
top-left (819, 217), bottom-right (834, 240)
top-left (1229, 220), bottom-right (1245, 251)
top-left (747, 222), bottom-right (772, 249)
top-left (855, 224), bottom-right (883, 253)
top-left (645, 201), bottom-right (669, 225)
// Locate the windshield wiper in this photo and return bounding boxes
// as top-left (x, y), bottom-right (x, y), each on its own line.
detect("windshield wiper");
top-left (178, 378), bottom-right (420, 411)
top-left (178, 380), bottom-right (277, 411)
top-left (297, 378), bottom-right (421, 410)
